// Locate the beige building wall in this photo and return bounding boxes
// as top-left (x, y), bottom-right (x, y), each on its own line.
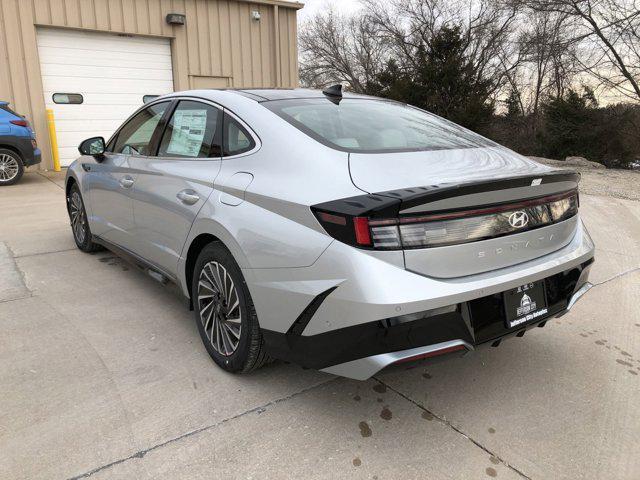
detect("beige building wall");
top-left (0, 0), bottom-right (301, 169)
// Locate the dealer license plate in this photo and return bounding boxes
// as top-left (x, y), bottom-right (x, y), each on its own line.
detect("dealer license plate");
top-left (503, 281), bottom-right (548, 328)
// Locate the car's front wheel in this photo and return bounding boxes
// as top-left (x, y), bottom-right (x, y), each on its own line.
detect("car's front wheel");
top-left (192, 242), bottom-right (269, 373)
top-left (67, 184), bottom-right (101, 252)
top-left (0, 149), bottom-right (24, 186)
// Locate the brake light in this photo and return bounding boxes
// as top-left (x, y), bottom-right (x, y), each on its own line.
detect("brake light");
top-left (314, 212), bottom-right (374, 247)
top-left (313, 190), bottom-right (579, 251)
top-left (353, 217), bottom-right (372, 246)
top-left (10, 119), bottom-right (29, 127)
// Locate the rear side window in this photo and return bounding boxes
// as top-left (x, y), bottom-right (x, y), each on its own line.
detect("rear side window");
top-left (223, 114), bottom-right (255, 157)
top-left (112, 102), bottom-right (169, 155)
top-left (264, 98), bottom-right (495, 153)
top-left (158, 100), bottom-right (222, 158)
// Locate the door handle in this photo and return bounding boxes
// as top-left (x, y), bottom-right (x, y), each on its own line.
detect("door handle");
top-left (177, 189), bottom-right (200, 205)
top-left (119, 176), bottom-right (134, 189)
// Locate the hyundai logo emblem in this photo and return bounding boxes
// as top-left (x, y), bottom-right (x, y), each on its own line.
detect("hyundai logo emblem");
top-left (509, 211), bottom-right (529, 229)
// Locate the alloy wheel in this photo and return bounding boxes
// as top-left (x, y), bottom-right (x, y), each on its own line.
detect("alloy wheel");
top-left (69, 191), bottom-right (87, 244)
top-left (0, 153), bottom-right (19, 182)
top-left (197, 261), bottom-right (242, 356)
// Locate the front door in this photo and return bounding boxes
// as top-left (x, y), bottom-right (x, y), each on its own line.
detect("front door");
top-left (131, 100), bottom-right (223, 275)
top-left (88, 101), bottom-right (170, 251)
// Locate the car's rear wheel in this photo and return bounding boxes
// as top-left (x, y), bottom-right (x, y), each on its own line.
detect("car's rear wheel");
top-left (67, 184), bottom-right (102, 252)
top-left (0, 149), bottom-right (24, 186)
top-left (192, 242), bottom-right (270, 373)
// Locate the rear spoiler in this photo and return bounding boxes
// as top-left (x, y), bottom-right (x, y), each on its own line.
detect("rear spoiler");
top-left (312, 171), bottom-right (580, 219)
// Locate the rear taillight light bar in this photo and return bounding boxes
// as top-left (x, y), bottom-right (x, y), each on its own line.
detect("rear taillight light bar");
top-left (313, 190), bottom-right (579, 250)
top-left (10, 119), bottom-right (29, 127)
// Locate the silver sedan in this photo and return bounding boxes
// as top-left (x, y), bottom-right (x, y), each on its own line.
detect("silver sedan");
top-left (65, 87), bottom-right (595, 380)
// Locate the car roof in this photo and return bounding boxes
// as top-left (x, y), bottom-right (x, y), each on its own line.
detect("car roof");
top-left (157, 88), bottom-right (382, 109)
top-left (231, 88), bottom-right (377, 102)
top-left (153, 88), bottom-right (402, 125)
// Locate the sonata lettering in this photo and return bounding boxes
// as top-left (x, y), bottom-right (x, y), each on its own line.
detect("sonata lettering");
top-left (477, 234), bottom-right (556, 258)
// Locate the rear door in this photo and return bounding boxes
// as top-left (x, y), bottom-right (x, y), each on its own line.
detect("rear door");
top-left (87, 101), bottom-right (170, 251)
top-left (131, 99), bottom-right (223, 275)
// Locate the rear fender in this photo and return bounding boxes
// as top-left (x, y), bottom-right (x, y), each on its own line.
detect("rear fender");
top-left (178, 215), bottom-right (250, 296)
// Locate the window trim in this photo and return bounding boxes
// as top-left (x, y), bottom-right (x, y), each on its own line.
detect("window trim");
top-left (105, 95), bottom-right (261, 159)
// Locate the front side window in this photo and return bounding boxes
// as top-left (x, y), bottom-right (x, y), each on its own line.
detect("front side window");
top-left (264, 98), bottom-right (496, 153)
top-left (223, 114), bottom-right (255, 157)
top-left (158, 101), bottom-right (222, 158)
top-left (112, 102), bottom-right (169, 155)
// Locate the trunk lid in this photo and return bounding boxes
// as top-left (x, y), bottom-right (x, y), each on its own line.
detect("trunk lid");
top-left (349, 147), bottom-right (581, 278)
top-left (348, 146), bottom-right (553, 193)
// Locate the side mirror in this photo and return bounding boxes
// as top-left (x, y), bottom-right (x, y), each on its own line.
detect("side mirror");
top-left (78, 137), bottom-right (105, 156)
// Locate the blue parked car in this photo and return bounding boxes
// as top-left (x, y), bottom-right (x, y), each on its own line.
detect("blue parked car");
top-left (0, 101), bottom-right (41, 185)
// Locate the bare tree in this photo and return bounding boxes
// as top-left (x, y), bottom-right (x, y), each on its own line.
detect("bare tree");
top-left (299, 0), bottom-right (639, 106)
top-left (299, 0), bottom-right (525, 97)
top-left (514, 8), bottom-right (579, 116)
top-left (524, 0), bottom-right (640, 102)
top-left (298, 9), bottom-right (388, 92)
top-left (362, 0), bottom-right (523, 96)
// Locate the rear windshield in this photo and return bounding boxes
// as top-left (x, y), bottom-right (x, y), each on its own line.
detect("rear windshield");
top-left (264, 98), bottom-right (495, 153)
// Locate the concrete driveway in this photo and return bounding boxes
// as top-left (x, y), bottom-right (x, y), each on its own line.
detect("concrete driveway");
top-left (1, 172), bottom-right (638, 480)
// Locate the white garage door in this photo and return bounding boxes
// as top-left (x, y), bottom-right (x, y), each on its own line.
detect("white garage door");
top-left (37, 28), bottom-right (174, 166)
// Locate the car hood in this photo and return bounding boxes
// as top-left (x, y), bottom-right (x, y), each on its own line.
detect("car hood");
top-left (348, 146), bottom-right (554, 193)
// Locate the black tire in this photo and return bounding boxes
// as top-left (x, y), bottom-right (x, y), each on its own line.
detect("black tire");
top-left (67, 184), bottom-right (102, 253)
top-left (0, 148), bottom-right (24, 186)
top-left (192, 242), bottom-right (270, 373)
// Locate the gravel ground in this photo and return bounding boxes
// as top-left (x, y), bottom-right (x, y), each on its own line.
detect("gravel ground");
top-left (529, 156), bottom-right (640, 201)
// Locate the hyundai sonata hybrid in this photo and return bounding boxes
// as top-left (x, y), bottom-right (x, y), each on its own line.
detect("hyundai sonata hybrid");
top-left (65, 87), bottom-right (595, 380)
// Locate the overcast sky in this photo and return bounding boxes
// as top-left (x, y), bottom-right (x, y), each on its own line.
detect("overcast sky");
top-left (294, 0), bottom-right (362, 23)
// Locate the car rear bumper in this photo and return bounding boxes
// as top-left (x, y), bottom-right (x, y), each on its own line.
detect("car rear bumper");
top-left (331, 269), bottom-right (594, 380)
top-left (252, 218), bottom-right (595, 379)
top-left (0, 134), bottom-right (40, 166)
top-left (23, 147), bottom-right (41, 167)
top-left (261, 257), bottom-right (593, 379)
top-left (324, 278), bottom-right (595, 380)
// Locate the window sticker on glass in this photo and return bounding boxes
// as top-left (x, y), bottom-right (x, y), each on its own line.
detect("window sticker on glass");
top-left (166, 109), bottom-right (208, 157)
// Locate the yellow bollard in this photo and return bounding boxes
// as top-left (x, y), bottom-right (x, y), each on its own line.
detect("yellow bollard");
top-left (46, 109), bottom-right (61, 172)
